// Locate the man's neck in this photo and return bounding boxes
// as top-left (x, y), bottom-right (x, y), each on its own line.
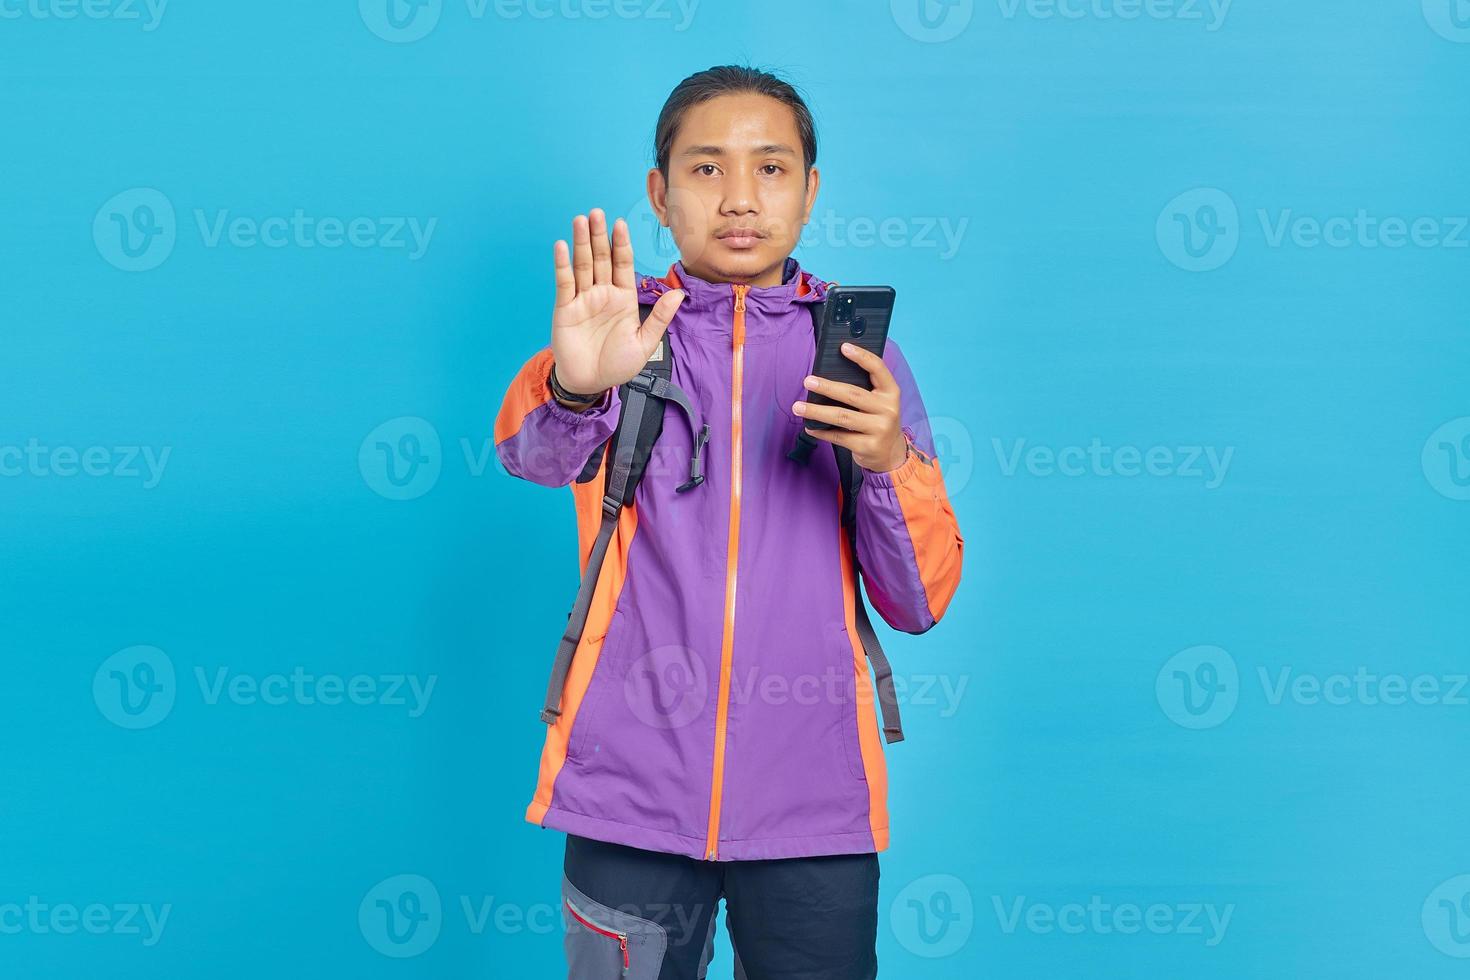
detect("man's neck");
top-left (681, 258), bottom-right (793, 289)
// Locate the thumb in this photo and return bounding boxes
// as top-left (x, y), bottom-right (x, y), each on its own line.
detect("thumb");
top-left (638, 288), bottom-right (685, 353)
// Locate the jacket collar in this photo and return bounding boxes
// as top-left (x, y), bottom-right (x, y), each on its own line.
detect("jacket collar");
top-left (637, 257), bottom-right (829, 343)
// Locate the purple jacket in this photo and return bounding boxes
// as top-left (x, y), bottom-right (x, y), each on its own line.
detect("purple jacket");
top-left (495, 258), bottom-right (964, 861)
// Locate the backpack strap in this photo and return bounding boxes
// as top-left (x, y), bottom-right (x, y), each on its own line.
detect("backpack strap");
top-left (791, 299), bottom-right (905, 743)
top-left (835, 446), bottom-right (905, 744)
top-left (541, 305), bottom-right (709, 724)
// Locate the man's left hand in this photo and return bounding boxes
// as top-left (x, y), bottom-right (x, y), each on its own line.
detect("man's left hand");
top-left (793, 342), bottom-right (909, 473)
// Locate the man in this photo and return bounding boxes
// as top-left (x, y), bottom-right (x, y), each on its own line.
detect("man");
top-left (495, 65), bottom-right (964, 979)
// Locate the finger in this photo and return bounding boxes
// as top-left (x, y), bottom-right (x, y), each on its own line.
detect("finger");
top-left (842, 343), bottom-right (898, 393)
top-left (571, 214), bottom-right (593, 292)
top-left (638, 288), bottom-right (686, 355)
top-left (793, 400), bottom-right (882, 434)
top-left (611, 217), bottom-right (635, 290)
top-left (553, 239), bottom-right (576, 308)
top-left (589, 208), bottom-right (612, 285)
top-left (800, 424), bottom-right (860, 449)
top-left (804, 374), bottom-right (877, 412)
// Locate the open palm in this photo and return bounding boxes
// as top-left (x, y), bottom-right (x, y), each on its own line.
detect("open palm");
top-left (550, 208), bottom-right (686, 395)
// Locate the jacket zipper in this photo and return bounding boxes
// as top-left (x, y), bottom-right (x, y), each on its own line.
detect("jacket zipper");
top-left (704, 282), bottom-right (749, 861)
top-left (565, 897), bottom-right (630, 973)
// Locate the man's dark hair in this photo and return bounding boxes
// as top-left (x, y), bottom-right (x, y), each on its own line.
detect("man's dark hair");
top-left (653, 65), bottom-right (818, 178)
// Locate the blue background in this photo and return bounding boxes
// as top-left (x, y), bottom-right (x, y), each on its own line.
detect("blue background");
top-left (3, 0), bottom-right (1469, 976)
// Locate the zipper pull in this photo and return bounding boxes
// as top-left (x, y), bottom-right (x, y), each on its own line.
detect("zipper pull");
top-left (733, 284), bottom-right (747, 313)
top-left (619, 934), bottom-right (629, 973)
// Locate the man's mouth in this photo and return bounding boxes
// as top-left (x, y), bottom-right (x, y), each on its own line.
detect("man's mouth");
top-left (716, 227), bottom-right (765, 250)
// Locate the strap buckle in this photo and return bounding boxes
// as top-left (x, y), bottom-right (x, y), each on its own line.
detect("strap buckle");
top-left (677, 424), bottom-right (710, 492)
top-left (626, 370), bottom-right (657, 395)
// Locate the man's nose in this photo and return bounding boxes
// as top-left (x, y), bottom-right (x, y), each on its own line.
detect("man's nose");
top-left (721, 170), bottom-right (758, 215)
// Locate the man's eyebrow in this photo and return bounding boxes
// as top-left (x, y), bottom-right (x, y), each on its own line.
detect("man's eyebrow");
top-left (679, 143), bottom-right (798, 157)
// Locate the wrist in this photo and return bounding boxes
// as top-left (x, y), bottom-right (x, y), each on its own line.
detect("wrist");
top-left (873, 437), bottom-right (911, 474)
top-left (548, 362), bottom-right (606, 408)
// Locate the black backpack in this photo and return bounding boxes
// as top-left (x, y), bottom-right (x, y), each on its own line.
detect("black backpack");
top-left (538, 302), bottom-right (905, 744)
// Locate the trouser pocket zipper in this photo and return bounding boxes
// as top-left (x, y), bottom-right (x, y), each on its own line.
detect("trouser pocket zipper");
top-left (565, 897), bottom-right (630, 974)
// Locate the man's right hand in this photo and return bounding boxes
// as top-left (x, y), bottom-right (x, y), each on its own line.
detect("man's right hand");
top-left (550, 208), bottom-right (686, 398)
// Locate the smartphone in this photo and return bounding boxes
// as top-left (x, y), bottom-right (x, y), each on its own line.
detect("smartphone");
top-left (803, 285), bottom-right (896, 430)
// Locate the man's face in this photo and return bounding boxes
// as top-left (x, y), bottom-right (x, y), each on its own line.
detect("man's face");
top-left (648, 92), bottom-right (820, 288)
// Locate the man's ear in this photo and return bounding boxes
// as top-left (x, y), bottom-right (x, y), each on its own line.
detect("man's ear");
top-left (647, 168), bottom-right (669, 226)
top-left (802, 166), bottom-right (820, 225)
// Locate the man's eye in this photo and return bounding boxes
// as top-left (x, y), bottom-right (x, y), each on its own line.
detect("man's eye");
top-left (696, 164), bottom-right (719, 177)
top-left (760, 165), bottom-right (782, 175)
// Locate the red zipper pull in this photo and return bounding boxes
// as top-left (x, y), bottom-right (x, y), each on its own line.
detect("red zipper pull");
top-left (733, 283), bottom-right (747, 313)
top-left (565, 898), bottom-right (632, 973)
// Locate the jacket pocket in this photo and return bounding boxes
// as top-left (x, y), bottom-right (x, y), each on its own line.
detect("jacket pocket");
top-left (562, 875), bottom-right (668, 979)
top-left (829, 620), bottom-right (870, 783)
top-left (567, 609), bottom-right (629, 763)
top-left (771, 325), bottom-right (816, 423)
